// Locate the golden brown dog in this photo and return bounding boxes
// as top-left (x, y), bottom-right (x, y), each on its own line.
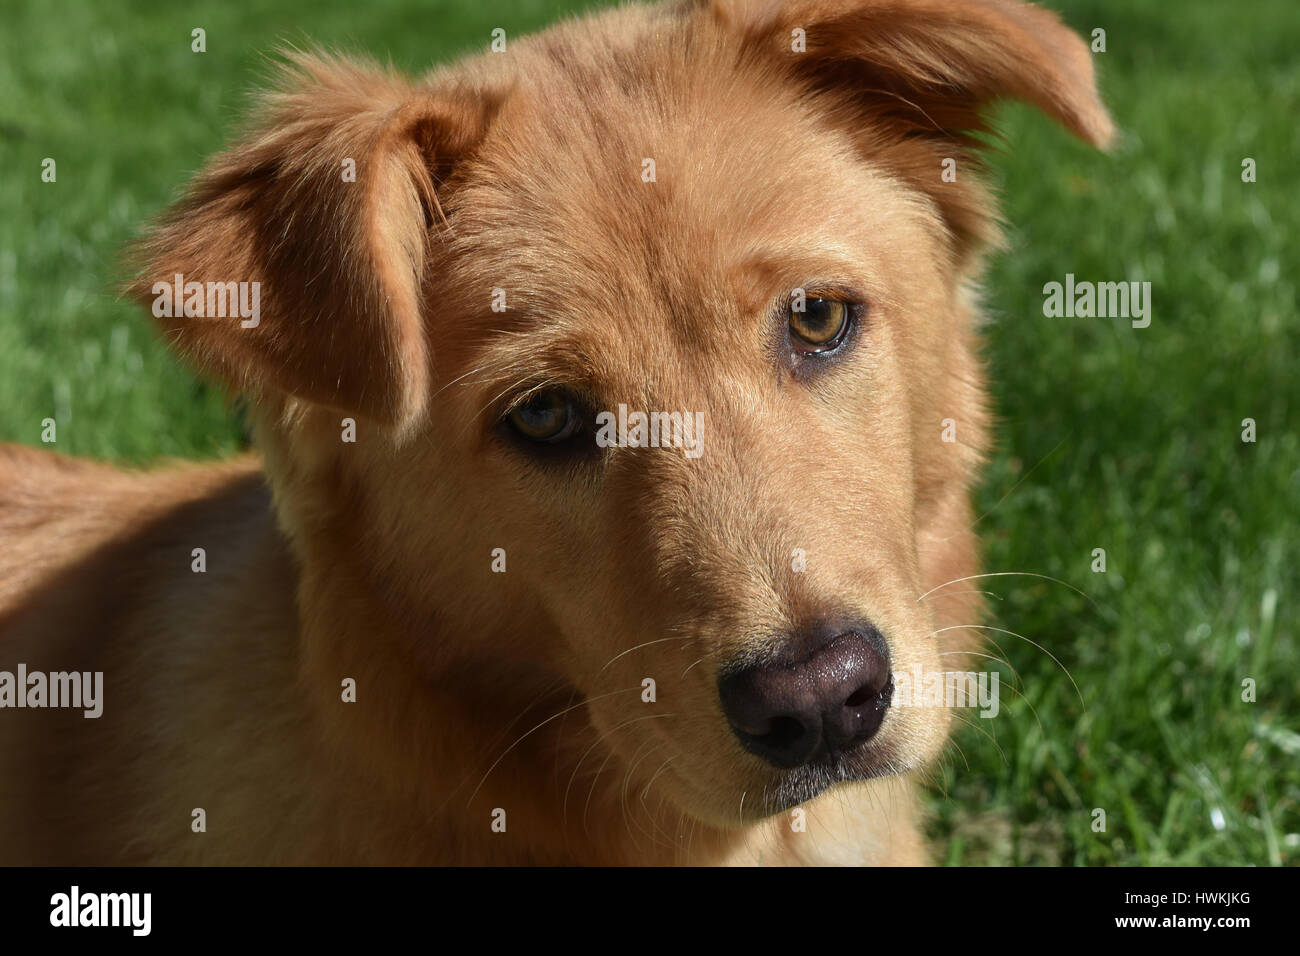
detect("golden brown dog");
top-left (0, 0), bottom-right (1110, 864)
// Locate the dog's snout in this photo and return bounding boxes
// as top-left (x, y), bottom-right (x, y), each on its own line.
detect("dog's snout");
top-left (718, 624), bottom-right (893, 769)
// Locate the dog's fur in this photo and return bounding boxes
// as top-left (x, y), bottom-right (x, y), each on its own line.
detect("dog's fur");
top-left (0, 0), bottom-right (1110, 865)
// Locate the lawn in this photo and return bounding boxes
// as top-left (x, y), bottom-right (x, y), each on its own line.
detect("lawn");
top-left (1, 0), bottom-right (1295, 865)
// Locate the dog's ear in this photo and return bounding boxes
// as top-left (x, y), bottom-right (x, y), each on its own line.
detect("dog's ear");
top-left (128, 51), bottom-right (498, 428)
top-left (711, 0), bottom-right (1113, 146)
top-left (708, 0), bottom-right (1113, 245)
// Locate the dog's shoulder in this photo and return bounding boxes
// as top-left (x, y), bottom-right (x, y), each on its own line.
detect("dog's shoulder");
top-left (0, 444), bottom-right (269, 619)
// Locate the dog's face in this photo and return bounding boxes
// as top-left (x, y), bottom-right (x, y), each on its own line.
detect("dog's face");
top-left (422, 67), bottom-right (965, 822)
top-left (133, 0), bottom-right (1110, 826)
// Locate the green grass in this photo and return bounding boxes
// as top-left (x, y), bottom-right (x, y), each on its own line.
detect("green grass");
top-left (1, 0), bottom-right (1295, 865)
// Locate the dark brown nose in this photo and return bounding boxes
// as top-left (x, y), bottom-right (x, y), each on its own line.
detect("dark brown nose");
top-left (718, 623), bottom-right (892, 769)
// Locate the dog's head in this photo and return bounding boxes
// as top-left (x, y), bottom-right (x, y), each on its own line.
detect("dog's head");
top-left (131, 0), bottom-right (1110, 827)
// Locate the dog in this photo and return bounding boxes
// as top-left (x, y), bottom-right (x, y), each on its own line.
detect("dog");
top-left (0, 0), bottom-right (1111, 865)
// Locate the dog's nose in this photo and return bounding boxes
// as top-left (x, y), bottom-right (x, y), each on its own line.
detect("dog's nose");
top-left (718, 625), bottom-right (892, 769)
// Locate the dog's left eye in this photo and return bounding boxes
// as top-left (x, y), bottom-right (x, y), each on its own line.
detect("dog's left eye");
top-left (789, 297), bottom-right (852, 352)
top-left (507, 390), bottom-right (581, 444)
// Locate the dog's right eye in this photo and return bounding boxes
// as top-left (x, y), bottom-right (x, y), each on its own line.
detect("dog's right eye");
top-left (506, 390), bottom-right (581, 444)
top-left (789, 296), bottom-right (853, 352)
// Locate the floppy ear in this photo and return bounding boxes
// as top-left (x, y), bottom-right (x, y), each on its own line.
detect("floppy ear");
top-left (128, 51), bottom-right (497, 428)
top-left (709, 0), bottom-right (1114, 246)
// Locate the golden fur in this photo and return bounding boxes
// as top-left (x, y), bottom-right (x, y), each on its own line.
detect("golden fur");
top-left (0, 0), bottom-right (1110, 864)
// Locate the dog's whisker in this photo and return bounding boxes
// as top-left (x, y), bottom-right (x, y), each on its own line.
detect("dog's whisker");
top-left (916, 571), bottom-right (1102, 613)
top-left (679, 656), bottom-right (707, 678)
top-left (618, 740), bottom-right (663, 850)
top-left (550, 684), bottom-right (584, 787)
top-left (970, 435), bottom-right (1071, 531)
top-left (561, 712), bottom-right (674, 830)
top-left (922, 588), bottom-right (1004, 602)
top-left (990, 677), bottom-right (1046, 737)
top-left (926, 751), bottom-right (957, 799)
top-left (951, 712), bottom-right (1008, 767)
top-left (938, 648), bottom-right (1024, 689)
top-left (639, 756), bottom-right (675, 808)
top-left (581, 749), bottom-right (618, 840)
top-left (487, 675), bottom-right (572, 750)
top-left (466, 686), bottom-right (636, 808)
top-left (637, 756), bottom-right (681, 846)
top-left (596, 635), bottom-right (699, 674)
top-left (676, 810), bottom-right (693, 864)
top-left (930, 624), bottom-right (1086, 714)
top-left (432, 674), bottom-right (572, 814)
top-left (937, 646), bottom-right (1046, 734)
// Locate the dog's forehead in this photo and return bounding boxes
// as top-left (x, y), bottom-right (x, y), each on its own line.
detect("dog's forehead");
top-left (439, 26), bottom-right (902, 384)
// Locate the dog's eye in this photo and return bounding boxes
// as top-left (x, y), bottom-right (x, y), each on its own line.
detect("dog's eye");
top-left (789, 297), bottom-right (852, 352)
top-left (507, 390), bottom-right (580, 443)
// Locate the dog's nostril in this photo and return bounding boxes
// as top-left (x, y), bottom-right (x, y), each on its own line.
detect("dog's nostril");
top-left (718, 622), bottom-right (892, 769)
top-left (757, 715), bottom-right (809, 752)
top-left (844, 684), bottom-right (877, 708)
